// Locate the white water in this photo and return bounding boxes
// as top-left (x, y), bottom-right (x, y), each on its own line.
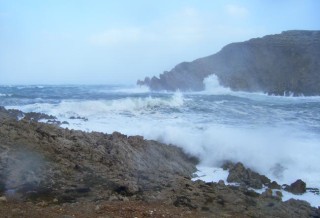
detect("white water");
top-left (3, 76), bottom-right (320, 207)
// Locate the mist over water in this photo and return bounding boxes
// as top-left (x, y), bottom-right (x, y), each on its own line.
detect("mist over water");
top-left (1, 78), bottom-right (320, 191)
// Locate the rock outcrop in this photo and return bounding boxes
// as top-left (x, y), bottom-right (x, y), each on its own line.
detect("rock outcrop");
top-left (224, 162), bottom-right (270, 189)
top-left (0, 107), bottom-right (319, 217)
top-left (138, 30), bottom-right (320, 96)
top-left (0, 107), bottom-right (197, 203)
top-left (285, 179), bottom-right (307, 194)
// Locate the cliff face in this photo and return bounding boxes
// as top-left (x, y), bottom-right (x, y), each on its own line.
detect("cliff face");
top-left (138, 30), bottom-right (320, 95)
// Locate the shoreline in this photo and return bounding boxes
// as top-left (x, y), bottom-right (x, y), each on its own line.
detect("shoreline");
top-left (0, 107), bottom-right (319, 217)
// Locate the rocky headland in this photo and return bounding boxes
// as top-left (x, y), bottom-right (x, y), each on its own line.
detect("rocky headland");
top-left (0, 106), bottom-right (319, 217)
top-left (138, 30), bottom-right (320, 96)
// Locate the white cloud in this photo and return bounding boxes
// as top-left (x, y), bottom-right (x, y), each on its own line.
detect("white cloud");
top-left (226, 4), bottom-right (249, 18)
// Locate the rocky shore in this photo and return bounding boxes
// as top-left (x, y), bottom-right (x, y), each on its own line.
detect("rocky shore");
top-left (0, 107), bottom-right (319, 217)
top-left (138, 30), bottom-right (320, 96)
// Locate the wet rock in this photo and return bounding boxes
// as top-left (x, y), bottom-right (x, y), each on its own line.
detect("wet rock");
top-left (226, 162), bottom-right (270, 189)
top-left (218, 180), bottom-right (225, 186)
top-left (285, 179), bottom-right (306, 194)
top-left (24, 112), bottom-right (57, 122)
top-left (306, 187), bottom-right (320, 195)
top-left (0, 106), bottom-right (24, 120)
top-left (1, 107), bottom-right (319, 218)
top-left (268, 181), bottom-right (281, 189)
top-left (69, 116), bottom-right (88, 121)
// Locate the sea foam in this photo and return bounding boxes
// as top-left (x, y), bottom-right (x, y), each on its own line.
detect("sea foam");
top-left (4, 84), bottom-right (320, 208)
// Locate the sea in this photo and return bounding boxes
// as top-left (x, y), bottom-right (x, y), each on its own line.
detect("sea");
top-left (1, 75), bottom-right (320, 207)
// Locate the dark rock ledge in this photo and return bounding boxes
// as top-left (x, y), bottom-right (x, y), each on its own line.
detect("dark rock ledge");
top-left (0, 106), bottom-right (319, 217)
top-left (223, 162), bottom-right (313, 195)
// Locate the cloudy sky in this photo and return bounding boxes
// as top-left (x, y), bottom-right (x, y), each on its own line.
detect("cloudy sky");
top-left (0, 0), bottom-right (319, 85)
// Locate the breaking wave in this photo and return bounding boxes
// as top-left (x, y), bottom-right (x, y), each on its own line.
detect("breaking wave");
top-left (11, 92), bottom-right (184, 118)
top-left (3, 84), bottom-right (320, 206)
top-left (203, 74), bottom-right (232, 94)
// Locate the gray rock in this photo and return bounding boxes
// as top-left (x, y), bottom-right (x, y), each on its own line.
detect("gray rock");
top-left (226, 162), bottom-right (270, 189)
top-left (285, 179), bottom-right (306, 194)
top-left (268, 181), bottom-right (282, 189)
top-left (1, 107), bottom-right (319, 217)
top-left (138, 30), bottom-right (320, 96)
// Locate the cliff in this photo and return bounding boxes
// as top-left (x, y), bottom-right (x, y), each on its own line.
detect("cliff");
top-left (138, 30), bottom-right (320, 95)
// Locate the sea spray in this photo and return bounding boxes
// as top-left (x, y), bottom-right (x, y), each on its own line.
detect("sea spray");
top-left (203, 74), bottom-right (231, 94)
top-left (3, 85), bottom-right (320, 199)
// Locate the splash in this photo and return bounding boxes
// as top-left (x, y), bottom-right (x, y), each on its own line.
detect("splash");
top-left (203, 74), bottom-right (231, 94)
top-left (3, 85), bottom-right (320, 207)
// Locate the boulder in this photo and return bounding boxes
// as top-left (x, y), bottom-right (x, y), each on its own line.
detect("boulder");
top-left (226, 162), bottom-right (270, 189)
top-left (268, 181), bottom-right (282, 189)
top-left (285, 179), bottom-right (306, 194)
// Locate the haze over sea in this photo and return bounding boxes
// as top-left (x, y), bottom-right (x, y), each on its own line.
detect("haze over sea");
top-left (1, 76), bottom-right (320, 201)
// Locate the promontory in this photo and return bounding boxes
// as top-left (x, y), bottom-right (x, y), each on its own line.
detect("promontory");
top-left (138, 30), bottom-right (320, 96)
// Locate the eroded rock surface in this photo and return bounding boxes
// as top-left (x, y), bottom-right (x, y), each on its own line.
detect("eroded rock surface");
top-left (224, 162), bottom-right (270, 189)
top-left (285, 179), bottom-right (307, 194)
top-left (0, 108), bottom-right (319, 217)
top-left (138, 30), bottom-right (320, 96)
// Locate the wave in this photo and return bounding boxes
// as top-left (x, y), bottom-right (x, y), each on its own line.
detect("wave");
top-left (0, 93), bottom-right (13, 97)
top-left (200, 74), bottom-right (320, 103)
top-left (202, 74), bottom-right (232, 95)
top-left (129, 121), bottom-right (320, 191)
top-left (9, 92), bottom-right (184, 117)
top-left (5, 85), bottom-right (320, 197)
top-left (109, 85), bottom-right (150, 94)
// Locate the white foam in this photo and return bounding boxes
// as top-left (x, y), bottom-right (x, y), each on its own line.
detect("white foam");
top-left (203, 74), bottom-right (232, 95)
top-left (159, 124), bottom-right (320, 188)
top-left (110, 85), bottom-right (150, 93)
top-left (192, 166), bottom-right (229, 183)
top-left (8, 95), bottom-right (320, 191)
top-left (251, 188), bottom-right (320, 207)
top-left (201, 74), bottom-right (320, 103)
top-left (282, 190), bottom-right (320, 208)
top-left (5, 88), bottom-right (320, 209)
top-left (193, 166), bottom-right (320, 207)
top-left (7, 92), bottom-right (184, 117)
top-left (0, 93), bottom-right (12, 97)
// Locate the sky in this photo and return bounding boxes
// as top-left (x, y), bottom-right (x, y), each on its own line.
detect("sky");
top-left (0, 0), bottom-right (319, 85)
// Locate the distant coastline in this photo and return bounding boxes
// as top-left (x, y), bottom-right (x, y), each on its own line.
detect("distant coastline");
top-left (138, 30), bottom-right (320, 96)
